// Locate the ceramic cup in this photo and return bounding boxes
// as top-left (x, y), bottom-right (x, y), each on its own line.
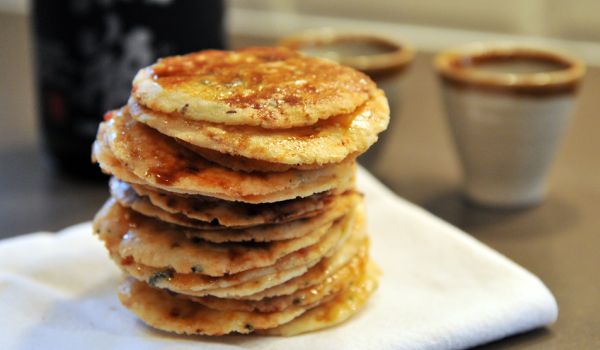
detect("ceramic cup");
top-left (279, 29), bottom-right (413, 167)
top-left (435, 43), bottom-right (585, 207)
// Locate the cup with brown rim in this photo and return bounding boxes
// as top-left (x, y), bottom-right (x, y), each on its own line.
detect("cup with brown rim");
top-left (435, 42), bottom-right (585, 207)
top-left (279, 28), bottom-right (414, 167)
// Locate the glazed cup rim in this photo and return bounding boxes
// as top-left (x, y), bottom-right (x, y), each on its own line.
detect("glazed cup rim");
top-left (434, 42), bottom-right (585, 91)
top-left (278, 28), bottom-right (414, 74)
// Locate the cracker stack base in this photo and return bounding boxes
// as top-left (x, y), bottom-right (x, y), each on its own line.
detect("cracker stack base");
top-left (92, 47), bottom-right (389, 336)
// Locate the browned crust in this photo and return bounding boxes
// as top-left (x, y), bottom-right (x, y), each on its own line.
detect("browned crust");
top-left (435, 44), bottom-right (585, 96)
top-left (176, 140), bottom-right (358, 173)
top-left (134, 47), bottom-right (376, 129)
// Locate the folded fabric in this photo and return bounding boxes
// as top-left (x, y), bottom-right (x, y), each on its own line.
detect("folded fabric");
top-left (0, 167), bottom-right (557, 350)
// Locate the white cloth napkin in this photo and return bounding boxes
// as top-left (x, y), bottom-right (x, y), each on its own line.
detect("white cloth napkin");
top-left (0, 168), bottom-right (557, 350)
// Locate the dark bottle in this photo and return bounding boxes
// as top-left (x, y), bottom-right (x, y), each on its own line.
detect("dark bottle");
top-left (31, 0), bottom-right (225, 178)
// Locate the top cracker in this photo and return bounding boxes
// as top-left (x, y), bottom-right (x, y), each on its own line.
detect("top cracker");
top-left (132, 47), bottom-right (377, 129)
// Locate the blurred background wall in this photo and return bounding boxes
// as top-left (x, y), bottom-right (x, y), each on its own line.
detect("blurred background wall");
top-left (1, 0), bottom-right (599, 150)
top-left (0, 9), bottom-right (36, 149)
top-left (232, 0), bottom-right (600, 42)
top-left (228, 0), bottom-right (600, 59)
